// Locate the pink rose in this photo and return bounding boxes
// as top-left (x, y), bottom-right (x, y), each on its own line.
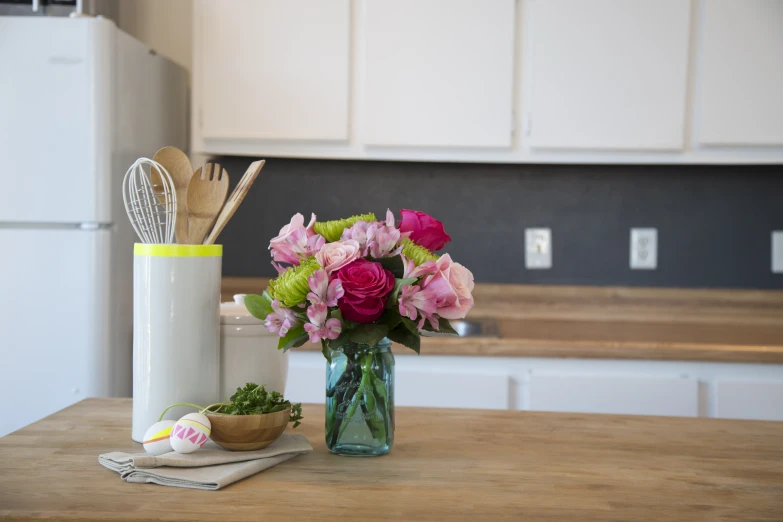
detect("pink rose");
top-left (399, 209), bottom-right (451, 251)
top-left (420, 254), bottom-right (474, 320)
top-left (334, 259), bottom-right (395, 323)
top-left (316, 240), bottom-right (361, 275)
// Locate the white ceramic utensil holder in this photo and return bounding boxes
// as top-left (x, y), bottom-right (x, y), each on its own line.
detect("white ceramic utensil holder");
top-left (131, 244), bottom-right (222, 442)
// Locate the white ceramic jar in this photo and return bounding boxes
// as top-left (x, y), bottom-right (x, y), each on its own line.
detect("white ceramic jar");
top-left (219, 295), bottom-right (289, 401)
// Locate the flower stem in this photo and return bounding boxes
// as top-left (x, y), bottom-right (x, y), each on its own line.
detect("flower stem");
top-left (157, 402), bottom-right (229, 422)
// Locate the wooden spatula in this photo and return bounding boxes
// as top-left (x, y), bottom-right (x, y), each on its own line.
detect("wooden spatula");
top-left (151, 146), bottom-right (193, 244)
top-left (203, 160), bottom-right (265, 245)
top-left (187, 162), bottom-right (229, 245)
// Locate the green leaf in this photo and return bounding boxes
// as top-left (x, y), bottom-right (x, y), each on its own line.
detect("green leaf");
top-left (370, 255), bottom-right (405, 278)
top-left (387, 324), bottom-right (421, 354)
top-left (436, 318), bottom-right (459, 335)
top-left (328, 328), bottom-right (354, 351)
top-left (278, 325), bottom-right (308, 351)
top-left (386, 277), bottom-right (417, 309)
top-left (379, 308), bottom-right (402, 331)
top-left (321, 340), bottom-right (332, 364)
top-left (291, 336), bottom-right (309, 348)
top-left (244, 291), bottom-right (274, 320)
top-left (422, 317), bottom-right (459, 335)
top-left (331, 309), bottom-right (357, 330)
top-left (400, 316), bottom-right (420, 335)
top-left (347, 323), bottom-right (389, 346)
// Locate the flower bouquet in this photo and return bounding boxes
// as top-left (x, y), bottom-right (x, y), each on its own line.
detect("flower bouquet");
top-left (245, 209), bottom-right (474, 455)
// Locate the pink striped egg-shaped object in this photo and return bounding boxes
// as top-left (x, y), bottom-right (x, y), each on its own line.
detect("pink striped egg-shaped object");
top-left (170, 413), bottom-right (212, 454)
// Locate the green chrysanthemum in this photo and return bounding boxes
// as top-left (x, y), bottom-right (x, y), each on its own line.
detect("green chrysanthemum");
top-left (401, 238), bottom-right (439, 266)
top-left (268, 257), bottom-right (320, 307)
top-left (313, 213), bottom-right (377, 242)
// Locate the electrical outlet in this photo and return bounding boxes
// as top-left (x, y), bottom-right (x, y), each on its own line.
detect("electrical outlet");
top-left (630, 228), bottom-right (657, 270)
top-left (525, 228), bottom-right (552, 269)
top-left (773, 231), bottom-right (783, 273)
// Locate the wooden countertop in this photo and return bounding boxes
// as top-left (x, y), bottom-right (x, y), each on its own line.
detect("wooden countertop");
top-left (222, 277), bottom-right (783, 363)
top-left (2, 399), bottom-right (782, 521)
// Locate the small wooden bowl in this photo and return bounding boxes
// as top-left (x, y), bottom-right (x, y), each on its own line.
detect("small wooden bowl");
top-left (205, 408), bottom-right (290, 451)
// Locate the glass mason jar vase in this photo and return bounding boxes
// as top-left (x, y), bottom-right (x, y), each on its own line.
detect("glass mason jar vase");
top-left (325, 338), bottom-right (394, 456)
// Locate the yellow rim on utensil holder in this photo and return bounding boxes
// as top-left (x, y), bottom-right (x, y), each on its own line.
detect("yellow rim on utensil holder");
top-left (134, 244), bottom-right (223, 257)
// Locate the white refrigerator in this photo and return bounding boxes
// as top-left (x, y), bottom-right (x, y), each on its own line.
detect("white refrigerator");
top-left (0, 16), bottom-right (188, 436)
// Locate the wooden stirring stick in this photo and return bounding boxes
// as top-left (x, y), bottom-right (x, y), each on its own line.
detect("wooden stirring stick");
top-left (203, 160), bottom-right (265, 245)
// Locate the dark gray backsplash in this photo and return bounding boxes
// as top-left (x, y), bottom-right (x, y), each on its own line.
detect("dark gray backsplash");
top-left (216, 157), bottom-right (783, 289)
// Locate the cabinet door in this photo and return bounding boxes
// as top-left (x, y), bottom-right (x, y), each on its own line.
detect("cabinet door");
top-left (716, 381), bottom-right (783, 421)
top-left (696, 0), bottom-right (783, 146)
top-left (529, 374), bottom-right (699, 417)
top-left (396, 370), bottom-right (510, 409)
top-left (526, 0), bottom-right (691, 150)
top-left (363, 0), bottom-right (515, 148)
top-left (285, 365), bottom-right (325, 405)
top-left (196, 0), bottom-right (350, 141)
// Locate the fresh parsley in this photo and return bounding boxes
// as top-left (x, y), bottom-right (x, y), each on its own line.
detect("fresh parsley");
top-left (213, 383), bottom-right (304, 428)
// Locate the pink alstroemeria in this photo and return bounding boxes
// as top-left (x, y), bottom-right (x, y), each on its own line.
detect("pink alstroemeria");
top-left (398, 284), bottom-right (437, 329)
top-left (306, 269), bottom-right (344, 306)
top-left (269, 213), bottom-right (320, 265)
top-left (289, 228), bottom-right (326, 258)
top-left (271, 261), bottom-right (286, 275)
top-left (303, 303), bottom-right (342, 343)
top-left (341, 220), bottom-right (372, 257)
top-left (264, 300), bottom-right (301, 337)
top-left (401, 255), bottom-right (438, 280)
top-left (269, 241), bottom-right (299, 265)
top-left (384, 208), bottom-right (396, 227)
top-left (342, 209), bottom-right (402, 258)
top-left (367, 222), bottom-right (402, 258)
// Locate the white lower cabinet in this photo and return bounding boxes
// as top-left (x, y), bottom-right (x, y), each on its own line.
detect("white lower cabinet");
top-left (286, 352), bottom-right (783, 421)
top-left (396, 371), bottom-right (510, 410)
top-left (528, 374), bottom-right (698, 417)
top-left (284, 365), bottom-right (325, 406)
top-left (715, 381), bottom-right (783, 421)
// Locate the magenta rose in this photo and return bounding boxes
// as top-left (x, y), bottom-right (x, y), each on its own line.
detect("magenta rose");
top-left (334, 259), bottom-right (395, 323)
top-left (399, 209), bottom-right (451, 251)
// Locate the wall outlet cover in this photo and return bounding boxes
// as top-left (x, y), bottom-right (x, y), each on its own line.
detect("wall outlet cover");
top-left (525, 228), bottom-right (552, 269)
top-left (773, 231), bottom-right (783, 274)
top-left (630, 228), bottom-right (657, 270)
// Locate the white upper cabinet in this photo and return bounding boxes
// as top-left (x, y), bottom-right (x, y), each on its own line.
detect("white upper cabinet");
top-left (194, 0), bottom-right (350, 143)
top-left (525, 0), bottom-right (691, 151)
top-left (190, 0), bottom-right (783, 163)
top-left (362, 0), bottom-right (516, 148)
top-left (696, 0), bottom-right (783, 146)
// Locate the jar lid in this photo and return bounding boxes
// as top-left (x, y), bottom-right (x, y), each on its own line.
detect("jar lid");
top-left (220, 294), bottom-right (265, 326)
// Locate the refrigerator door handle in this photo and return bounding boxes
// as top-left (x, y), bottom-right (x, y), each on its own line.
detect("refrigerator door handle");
top-left (32, 0), bottom-right (39, 12)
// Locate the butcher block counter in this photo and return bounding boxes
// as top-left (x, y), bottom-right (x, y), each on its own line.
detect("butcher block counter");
top-left (222, 278), bottom-right (783, 363)
top-left (2, 399), bottom-right (782, 521)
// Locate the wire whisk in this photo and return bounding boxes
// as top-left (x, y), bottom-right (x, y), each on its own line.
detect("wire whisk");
top-left (123, 158), bottom-right (177, 244)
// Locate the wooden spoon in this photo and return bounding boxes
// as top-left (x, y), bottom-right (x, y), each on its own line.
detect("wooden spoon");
top-left (204, 160), bottom-right (265, 245)
top-left (151, 146), bottom-right (193, 244)
top-left (187, 162), bottom-right (230, 245)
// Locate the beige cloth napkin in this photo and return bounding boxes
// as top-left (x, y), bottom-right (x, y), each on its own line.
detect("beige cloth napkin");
top-left (99, 433), bottom-right (312, 490)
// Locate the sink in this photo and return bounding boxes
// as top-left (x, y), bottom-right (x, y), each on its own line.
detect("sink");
top-left (422, 318), bottom-right (500, 338)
